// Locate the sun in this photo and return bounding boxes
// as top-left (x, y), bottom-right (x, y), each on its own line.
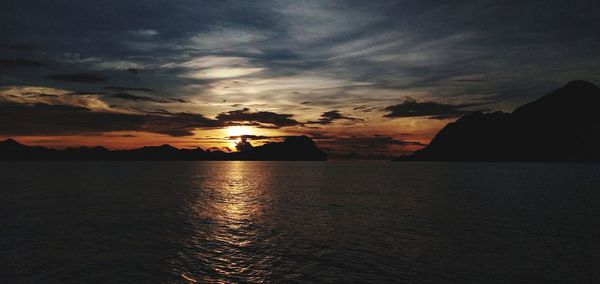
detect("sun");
top-left (225, 126), bottom-right (253, 148)
top-left (226, 126), bottom-right (253, 137)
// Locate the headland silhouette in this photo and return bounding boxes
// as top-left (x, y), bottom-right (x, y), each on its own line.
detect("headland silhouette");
top-left (395, 81), bottom-right (600, 162)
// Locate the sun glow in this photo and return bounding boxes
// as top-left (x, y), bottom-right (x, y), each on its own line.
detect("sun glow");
top-left (226, 126), bottom-right (253, 137)
top-left (226, 126), bottom-right (253, 148)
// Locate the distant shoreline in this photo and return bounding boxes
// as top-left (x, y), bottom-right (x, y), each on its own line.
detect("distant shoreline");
top-left (0, 136), bottom-right (328, 161)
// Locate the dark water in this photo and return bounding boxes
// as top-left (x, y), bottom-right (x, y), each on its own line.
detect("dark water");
top-left (1, 162), bottom-right (599, 283)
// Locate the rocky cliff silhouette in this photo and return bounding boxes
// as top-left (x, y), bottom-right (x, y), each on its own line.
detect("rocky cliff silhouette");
top-left (395, 80), bottom-right (600, 162)
top-left (0, 136), bottom-right (327, 161)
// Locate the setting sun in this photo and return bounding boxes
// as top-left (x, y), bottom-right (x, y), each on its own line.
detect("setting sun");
top-left (226, 126), bottom-right (253, 138)
top-left (226, 126), bottom-right (253, 148)
top-left (2, 1), bottom-right (599, 283)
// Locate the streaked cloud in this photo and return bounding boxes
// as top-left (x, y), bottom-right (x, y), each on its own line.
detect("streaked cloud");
top-left (215, 108), bottom-right (301, 129)
top-left (93, 61), bottom-right (144, 71)
top-left (164, 55), bottom-right (265, 79)
top-left (162, 56), bottom-right (249, 69)
top-left (129, 29), bottom-right (159, 37)
top-left (46, 73), bottom-right (108, 84)
top-left (383, 97), bottom-right (494, 120)
top-left (0, 86), bottom-right (111, 111)
top-left (306, 110), bottom-right (362, 125)
top-left (0, 59), bottom-right (46, 69)
top-left (209, 75), bottom-right (370, 96)
top-left (1, 0), bottom-right (599, 155)
top-left (183, 67), bottom-right (265, 80)
top-left (109, 93), bottom-right (182, 104)
top-left (189, 26), bottom-right (267, 51)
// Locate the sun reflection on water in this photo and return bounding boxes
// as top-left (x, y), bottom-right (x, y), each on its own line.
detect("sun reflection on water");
top-left (179, 161), bottom-right (272, 283)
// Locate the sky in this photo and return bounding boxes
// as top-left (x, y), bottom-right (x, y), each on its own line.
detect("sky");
top-left (1, 0), bottom-right (599, 157)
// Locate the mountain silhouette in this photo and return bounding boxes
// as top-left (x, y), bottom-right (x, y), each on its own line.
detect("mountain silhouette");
top-left (0, 136), bottom-right (327, 161)
top-left (229, 136), bottom-right (327, 161)
top-left (395, 80), bottom-right (600, 162)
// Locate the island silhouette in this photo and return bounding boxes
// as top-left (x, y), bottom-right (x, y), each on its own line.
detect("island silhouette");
top-left (395, 80), bottom-right (600, 162)
top-left (0, 135), bottom-right (327, 161)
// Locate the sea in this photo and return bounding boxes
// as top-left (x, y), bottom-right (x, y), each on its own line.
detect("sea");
top-left (1, 161), bottom-right (599, 283)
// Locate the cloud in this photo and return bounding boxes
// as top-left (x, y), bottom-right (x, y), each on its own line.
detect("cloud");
top-left (307, 110), bottom-right (362, 125)
top-left (169, 98), bottom-right (191, 103)
top-left (0, 44), bottom-right (35, 51)
top-left (59, 53), bottom-right (144, 71)
top-left (353, 105), bottom-right (380, 113)
top-left (209, 75), bottom-right (370, 96)
top-left (59, 53), bottom-right (101, 64)
top-left (272, 1), bottom-right (378, 44)
top-left (0, 101), bottom-right (221, 137)
top-left (453, 74), bottom-right (488, 82)
top-left (318, 135), bottom-right (425, 148)
top-left (0, 86), bottom-right (216, 136)
top-left (164, 56), bottom-right (265, 80)
top-left (129, 29), bottom-right (159, 37)
top-left (103, 86), bottom-right (154, 92)
top-left (2, 0), bottom-right (600, 155)
top-left (127, 68), bottom-right (141, 74)
top-left (216, 108), bottom-right (301, 128)
top-left (383, 97), bottom-right (493, 119)
top-left (226, 134), bottom-right (286, 140)
top-left (46, 73), bottom-right (108, 83)
top-left (0, 86), bottom-right (111, 110)
top-left (0, 87), bottom-right (302, 137)
top-left (162, 56), bottom-right (249, 69)
top-left (335, 135), bottom-right (426, 147)
top-left (314, 134), bottom-right (427, 158)
top-left (189, 26), bottom-right (267, 51)
top-left (183, 67), bottom-right (264, 79)
top-left (107, 93), bottom-right (189, 104)
top-left (94, 61), bottom-right (144, 71)
top-left (109, 93), bottom-right (173, 104)
top-left (0, 59), bottom-right (45, 68)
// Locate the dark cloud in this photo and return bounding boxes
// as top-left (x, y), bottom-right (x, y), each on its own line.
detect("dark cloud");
top-left (353, 105), bottom-right (380, 113)
top-left (0, 59), bottom-right (45, 68)
top-left (0, 44), bottom-right (35, 51)
top-left (455, 78), bottom-right (487, 82)
top-left (1, 0), bottom-right (599, 155)
top-left (46, 73), bottom-right (108, 84)
top-left (307, 110), bottom-right (362, 125)
top-left (35, 94), bottom-right (60, 98)
top-left (226, 135), bottom-right (288, 141)
top-left (169, 98), bottom-right (191, 103)
top-left (216, 108), bottom-right (301, 128)
top-left (301, 132), bottom-right (335, 140)
top-left (145, 112), bottom-right (222, 136)
top-left (0, 1), bottom-right (597, 109)
top-left (107, 92), bottom-right (191, 103)
top-left (333, 135), bottom-right (426, 147)
top-left (65, 91), bottom-right (107, 96)
top-left (103, 86), bottom-right (154, 92)
top-left (109, 93), bottom-right (179, 104)
top-left (316, 134), bottom-right (427, 158)
top-left (384, 97), bottom-right (493, 119)
top-left (301, 132), bottom-right (424, 148)
top-left (0, 101), bottom-right (221, 137)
